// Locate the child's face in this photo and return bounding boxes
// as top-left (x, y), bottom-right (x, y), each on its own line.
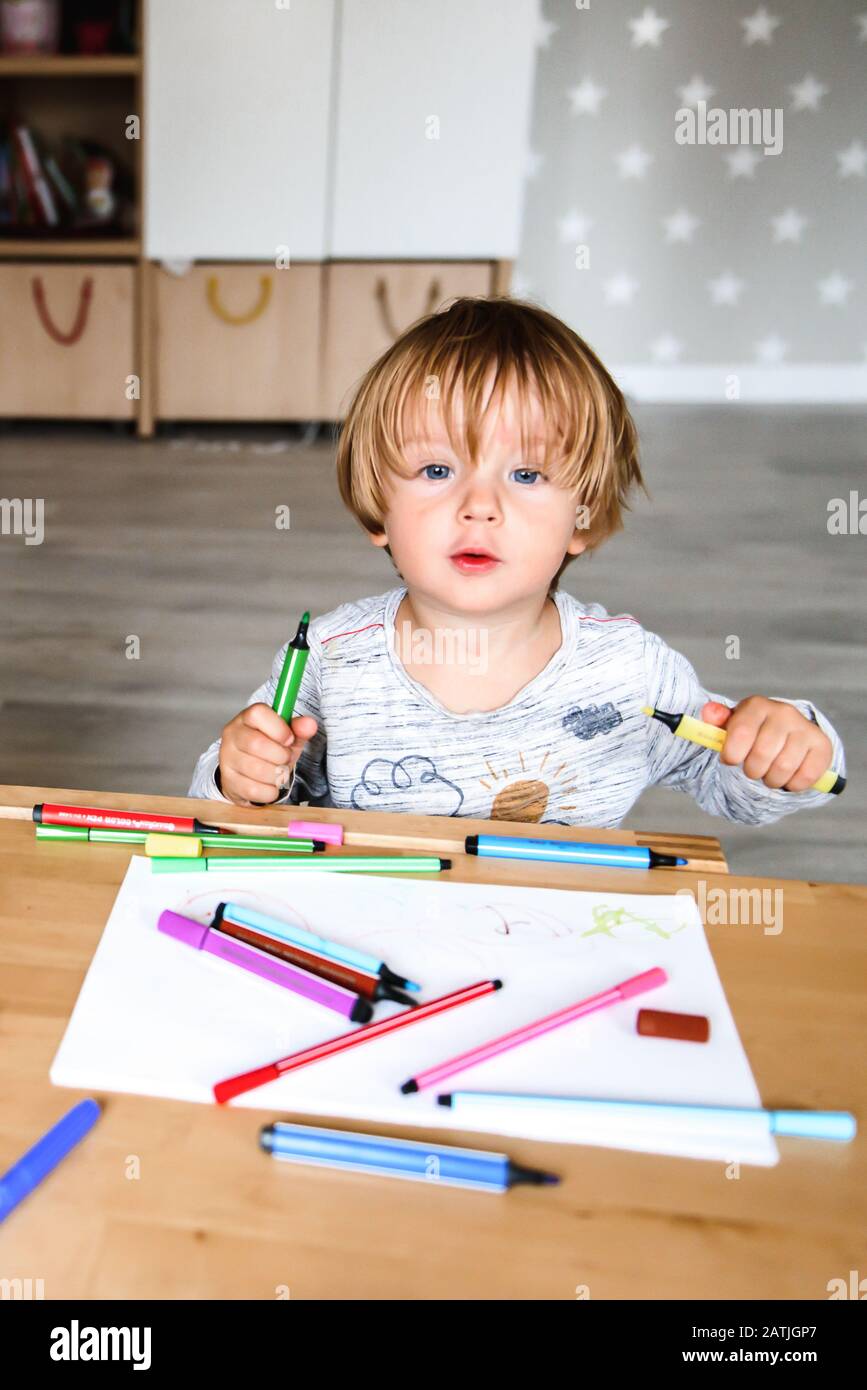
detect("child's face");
top-left (369, 376), bottom-right (587, 612)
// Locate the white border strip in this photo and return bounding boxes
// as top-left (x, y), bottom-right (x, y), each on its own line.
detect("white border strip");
top-left (609, 366), bottom-right (867, 404)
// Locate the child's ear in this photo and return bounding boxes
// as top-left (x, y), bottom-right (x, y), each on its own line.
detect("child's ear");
top-left (566, 531), bottom-right (589, 557)
top-left (369, 530), bottom-right (390, 549)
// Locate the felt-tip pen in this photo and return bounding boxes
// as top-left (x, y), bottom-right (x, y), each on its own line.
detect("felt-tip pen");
top-left (465, 835), bottom-right (686, 869)
top-left (259, 1120), bottom-right (559, 1192)
top-left (273, 611), bottom-right (310, 722)
top-left (642, 706), bottom-right (845, 795)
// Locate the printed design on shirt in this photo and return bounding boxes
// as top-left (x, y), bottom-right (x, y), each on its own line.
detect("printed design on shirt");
top-left (479, 749), bottom-right (587, 824)
top-left (351, 755), bottom-right (465, 815)
top-left (562, 702), bottom-right (623, 741)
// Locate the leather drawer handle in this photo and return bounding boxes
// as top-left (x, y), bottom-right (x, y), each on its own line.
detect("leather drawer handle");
top-left (31, 276), bottom-right (94, 346)
top-left (206, 274), bottom-right (272, 326)
top-left (375, 276), bottom-right (443, 340)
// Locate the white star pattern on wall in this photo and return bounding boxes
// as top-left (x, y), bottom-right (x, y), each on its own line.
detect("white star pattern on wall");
top-left (836, 141), bottom-right (867, 177)
top-left (725, 148), bottom-right (761, 179)
top-left (788, 74), bottom-right (828, 112)
top-left (568, 78), bottom-right (608, 115)
top-left (771, 208), bottom-right (807, 243)
top-left (818, 273), bottom-right (853, 306)
top-left (709, 273), bottom-right (745, 306)
top-left (557, 210), bottom-right (593, 243)
top-left (629, 7), bottom-right (670, 48)
top-left (616, 144), bottom-right (654, 178)
top-left (650, 333), bottom-right (684, 362)
top-left (517, 2), bottom-right (863, 373)
top-left (604, 273), bottom-right (639, 305)
top-left (535, 14), bottom-right (559, 49)
top-left (741, 7), bottom-right (781, 45)
top-left (663, 208), bottom-right (701, 242)
top-left (754, 334), bottom-right (788, 364)
top-left (677, 75), bottom-right (715, 106)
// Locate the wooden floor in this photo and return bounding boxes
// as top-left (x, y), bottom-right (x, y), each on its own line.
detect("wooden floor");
top-left (0, 407), bottom-right (863, 883)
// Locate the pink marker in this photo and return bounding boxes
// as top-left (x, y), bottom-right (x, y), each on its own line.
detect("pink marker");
top-left (157, 909), bottom-right (372, 1023)
top-left (399, 967), bottom-right (667, 1094)
top-left (288, 820), bottom-right (343, 846)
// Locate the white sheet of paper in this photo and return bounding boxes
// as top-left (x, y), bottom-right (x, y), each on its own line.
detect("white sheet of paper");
top-left (50, 856), bottom-right (778, 1165)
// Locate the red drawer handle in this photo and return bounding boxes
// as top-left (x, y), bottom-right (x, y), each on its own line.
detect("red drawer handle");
top-left (31, 276), bottom-right (95, 346)
top-left (375, 276), bottom-right (443, 341)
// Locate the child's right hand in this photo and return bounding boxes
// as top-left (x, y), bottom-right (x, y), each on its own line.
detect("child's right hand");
top-left (218, 704), bottom-right (319, 806)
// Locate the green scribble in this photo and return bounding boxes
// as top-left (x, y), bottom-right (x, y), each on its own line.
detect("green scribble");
top-left (582, 904), bottom-right (688, 941)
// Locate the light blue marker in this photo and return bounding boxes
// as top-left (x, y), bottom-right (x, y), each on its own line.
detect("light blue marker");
top-left (218, 901), bottom-right (422, 992)
top-left (438, 1092), bottom-right (856, 1142)
top-left (465, 835), bottom-right (687, 869)
top-left (259, 1120), bottom-right (558, 1191)
top-left (0, 1098), bottom-right (101, 1223)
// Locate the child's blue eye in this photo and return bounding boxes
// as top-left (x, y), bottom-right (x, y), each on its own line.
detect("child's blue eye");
top-left (420, 463), bottom-right (452, 480)
top-left (512, 469), bottom-right (543, 485)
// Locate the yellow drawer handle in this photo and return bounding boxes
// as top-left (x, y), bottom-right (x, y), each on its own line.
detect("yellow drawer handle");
top-left (31, 276), bottom-right (94, 346)
top-left (206, 274), bottom-right (272, 326)
top-left (375, 276), bottom-right (443, 341)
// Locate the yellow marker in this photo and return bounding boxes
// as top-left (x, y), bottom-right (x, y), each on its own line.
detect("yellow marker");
top-left (641, 706), bottom-right (845, 796)
top-left (146, 832), bottom-right (203, 858)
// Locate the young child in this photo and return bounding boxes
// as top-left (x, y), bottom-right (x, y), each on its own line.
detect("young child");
top-left (189, 297), bottom-right (845, 828)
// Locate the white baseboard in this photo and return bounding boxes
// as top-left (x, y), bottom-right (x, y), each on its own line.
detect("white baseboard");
top-left (610, 365), bottom-right (867, 404)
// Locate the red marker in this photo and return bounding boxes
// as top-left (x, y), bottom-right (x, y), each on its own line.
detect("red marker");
top-left (214, 978), bottom-right (502, 1105)
top-left (33, 802), bottom-right (220, 835)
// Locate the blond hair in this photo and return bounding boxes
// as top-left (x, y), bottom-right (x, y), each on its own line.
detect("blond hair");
top-left (335, 296), bottom-right (646, 591)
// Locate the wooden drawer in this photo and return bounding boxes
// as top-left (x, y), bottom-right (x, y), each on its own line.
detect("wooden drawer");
top-left (0, 264), bottom-right (135, 419)
top-left (321, 261), bottom-right (494, 419)
top-left (154, 263), bottom-right (322, 421)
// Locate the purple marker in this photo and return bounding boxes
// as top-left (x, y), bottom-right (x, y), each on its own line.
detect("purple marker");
top-left (157, 909), bottom-right (373, 1023)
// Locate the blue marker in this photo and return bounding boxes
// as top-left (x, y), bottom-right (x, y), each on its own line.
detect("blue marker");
top-left (259, 1120), bottom-right (559, 1192)
top-left (217, 902), bottom-right (422, 993)
top-left (438, 1092), bottom-right (857, 1142)
top-left (465, 835), bottom-right (687, 869)
top-left (0, 1098), bottom-right (101, 1222)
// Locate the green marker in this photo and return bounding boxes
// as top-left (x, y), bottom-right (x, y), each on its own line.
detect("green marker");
top-left (273, 610), bottom-right (311, 723)
top-left (35, 824), bottom-right (319, 853)
top-left (152, 855), bottom-right (452, 875)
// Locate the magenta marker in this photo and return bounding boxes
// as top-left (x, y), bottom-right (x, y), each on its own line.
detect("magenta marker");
top-left (157, 909), bottom-right (373, 1023)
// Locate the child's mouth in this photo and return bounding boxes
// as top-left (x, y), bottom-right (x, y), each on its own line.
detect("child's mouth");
top-left (450, 551), bottom-right (501, 574)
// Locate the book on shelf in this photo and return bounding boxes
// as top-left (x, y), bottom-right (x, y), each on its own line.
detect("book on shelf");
top-left (12, 125), bottom-right (60, 227)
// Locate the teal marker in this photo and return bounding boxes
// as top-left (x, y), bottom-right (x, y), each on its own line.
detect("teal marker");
top-left (273, 611), bottom-right (310, 722)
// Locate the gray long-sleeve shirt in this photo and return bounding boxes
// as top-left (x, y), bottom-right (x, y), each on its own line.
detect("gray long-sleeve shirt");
top-left (188, 584), bottom-right (846, 828)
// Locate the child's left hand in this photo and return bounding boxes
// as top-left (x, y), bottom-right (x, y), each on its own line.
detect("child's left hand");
top-left (702, 697), bottom-right (833, 792)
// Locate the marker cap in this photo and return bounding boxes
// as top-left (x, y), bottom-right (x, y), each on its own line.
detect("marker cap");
top-left (158, 909), bottom-right (210, 950)
top-left (288, 820), bottom-right (343, 845)
top-left (146, 832), bottom-right (202, 858)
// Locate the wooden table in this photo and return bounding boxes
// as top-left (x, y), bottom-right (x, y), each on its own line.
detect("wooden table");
top-left (1, 785), bottom-right (864, 1300)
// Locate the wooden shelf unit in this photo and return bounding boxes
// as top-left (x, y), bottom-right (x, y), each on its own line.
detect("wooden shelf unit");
top-left (0, 55), bottom-right (140, 78)
top-left (0, 236), bottom-right (140, 259)
top-left (0, 0), bottom-right (148, 431)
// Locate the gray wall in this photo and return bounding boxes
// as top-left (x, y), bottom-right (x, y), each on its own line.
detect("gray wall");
top-left (517, 0), bottom-right (865, 375)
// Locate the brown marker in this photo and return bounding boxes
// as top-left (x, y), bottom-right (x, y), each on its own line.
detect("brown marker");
top-left (637, 1008), bottom-right (710, 1043)
top-left (210, 908), bottom-right (416, 1008)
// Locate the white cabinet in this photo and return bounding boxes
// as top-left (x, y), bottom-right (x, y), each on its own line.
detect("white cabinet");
top-left (145, 0), bottom-right (335, 260)
top-left (329, 0), bottom-right (539, 259)
top-left (145, 0), bottom-right (539, 263)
